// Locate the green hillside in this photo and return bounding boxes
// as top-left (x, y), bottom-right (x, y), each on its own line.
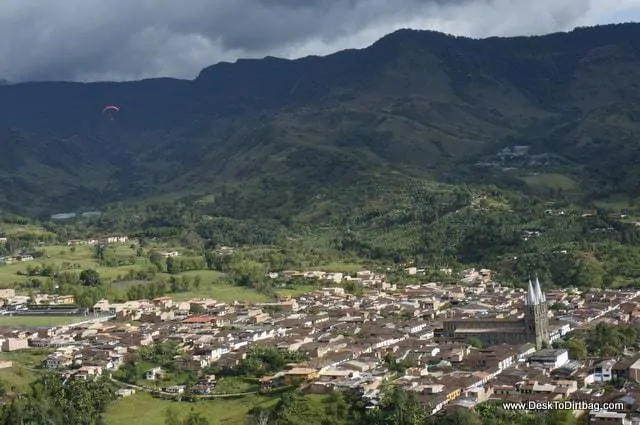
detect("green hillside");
top-left (2, 24), bottom-right (640, 286)
top-left (0, 23), bottom-right (639, 216)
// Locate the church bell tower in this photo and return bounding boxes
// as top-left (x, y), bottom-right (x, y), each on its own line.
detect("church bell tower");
top-left (524, 275), bottom-right (549, 348)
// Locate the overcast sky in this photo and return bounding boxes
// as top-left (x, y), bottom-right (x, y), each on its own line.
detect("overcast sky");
top-left (2, 0), bottom-right (639, 82)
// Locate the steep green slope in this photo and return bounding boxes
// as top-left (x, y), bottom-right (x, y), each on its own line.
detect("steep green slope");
top-left (2, 24), bottom-right (640, 216)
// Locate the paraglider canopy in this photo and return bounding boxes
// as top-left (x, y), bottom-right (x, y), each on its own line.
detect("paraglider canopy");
top-left (102, 105), bottom-right (120, 113)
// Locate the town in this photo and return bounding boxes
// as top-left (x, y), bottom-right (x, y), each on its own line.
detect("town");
top-left (0, 260), bottom-right (638, 425)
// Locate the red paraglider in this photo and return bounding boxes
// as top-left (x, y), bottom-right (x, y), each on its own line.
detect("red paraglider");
top-left (102, 105), bottom-right (120, 113)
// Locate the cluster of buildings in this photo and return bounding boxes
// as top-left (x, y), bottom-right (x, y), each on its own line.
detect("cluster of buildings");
top-left (0, 289), bottom-right (76, 308)
top-left (66, 235), bottom-right (130, 246)
top-left (0, 234), bottom-right (132, 264)
top-left (0, 254), bottom-right (34, 265)
top-left (271, 269), bottom-right (397, 291)
top-left (0, 268), bottom-right (639, 424)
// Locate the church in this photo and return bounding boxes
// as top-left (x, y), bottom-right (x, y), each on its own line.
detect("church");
top-left (442, 276), bottom-right (550, 348)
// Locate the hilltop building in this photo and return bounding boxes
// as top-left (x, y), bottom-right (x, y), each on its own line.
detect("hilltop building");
top-left (442, 276), bottom-right (549, 348)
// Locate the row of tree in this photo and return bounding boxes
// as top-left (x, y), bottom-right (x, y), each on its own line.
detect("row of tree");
top-left (11, 179), bottom-right (640, 290)
top-left (0, 374), bottom-right (114, 425)
top-left (249, 387), bottom-right (579, 425)
top-left (555, 322), bottom-right (639, 358)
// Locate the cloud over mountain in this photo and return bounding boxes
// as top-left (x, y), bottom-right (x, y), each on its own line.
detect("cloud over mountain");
top-left (1, 0), bottom-right (638, 82)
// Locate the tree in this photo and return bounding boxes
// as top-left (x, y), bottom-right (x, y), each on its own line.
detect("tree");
top-left (564, 338), bottom-right (587, 360)
top-left (94, 245), bottom-right (106, 260)
top-left (466, 337), bottom-right (483, 349)
top-left (190, 304), bottom-right (205, 315)
top-left (228, 260), bottom-right (267, 286)
top-left (235, 348), bottom-right (308, 376)
top-left (180, 231), bottom-right (204, 251)
top-left (0, 401), bottom-right (26, 424)
top-left (575, 257), bottom-right (605, 288)
top-left (0, 374), bottom-right (114, 425)
top-left (583, 322), bottom-right (638, 356)
top-left (149, 251), bottom-right (166, 272)
top-left (166, 257), bottom-right (180, 274)
top-left (249, 409), bottom-right (271, 425)
top-left (79, 269), bottom-right (102, 286)
top-left (425, 409), bottom-right (482, 425)
top-left (369, 386), bottom-right (428, 425)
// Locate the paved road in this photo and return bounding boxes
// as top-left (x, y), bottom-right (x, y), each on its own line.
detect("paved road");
top-left (109, 377), bottom-right (260, 398)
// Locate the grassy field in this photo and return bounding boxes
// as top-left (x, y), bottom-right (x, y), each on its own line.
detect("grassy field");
top-left (0, 348), bottom-right (49, 391)
top-left (0, 239), bottom-right (345, 303)
top-left (0, 244), bottom-right (143, 286)
top-left (0, 315), bottom-right (88, 327)
top-left (0, 244), bottom-right (229, 291)
top-left (1, 224), bottom-right (56, 238)
top-left (0, 365), bottom-right (39, 390)
top-left (104, 392), bottom-right (277, 425)
top-left (178, 270), bottom-right (226, 281)
top-left (520, 173), bottom-right (579, 191)
top-left (213, 377), bottom-right (260, 394)
top-left (167, 283), bottom-right (272, 303)
top-left (0, 348), bottom-right (50, 366)
top-left (593, 193), bottom-right (638, 210)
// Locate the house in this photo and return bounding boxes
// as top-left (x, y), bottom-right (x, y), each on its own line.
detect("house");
top-left (527, 349), bottom-right (569, 370)
top-left (49, 294), bottom-right (76, 304)
top-left (145, 367), bottom-right (163, 380)
top-left (2, 337), bottom-right (29, 351)
top-left (164, 385), bottom-right (186, 394)
top-left (588, 411), bottom-right (630, 425)
top-left (174, 355), bottom-right (209, 371)
top-left (627, 358), bottom-right (640, 382)
top-left (73, 366), bottom-right (103, 380)
top-left (0, 288), bottom-right (16, 299)
top-left (153, 297), bottom-right (173, 309)
top-left (99, 235), bottom-right (129, 244)
top-left (594, 359), bottom-right (616, 383)
top-left (264, 367), bottom-right (319, 386)
top-left (195, 345), bottom-right (229, 361)
top-left (42, 354), bottom-right (73, 369)
top-left (93, 299), bottom-right (110, 313)
top-left (116, 388), bottom-right (135, 397)
top-left (190, 385), bottom-right (213, 395)
top-left (324, 273), bottom-right (344, 283)
top-left (140, 311), bottom-right (174, 323)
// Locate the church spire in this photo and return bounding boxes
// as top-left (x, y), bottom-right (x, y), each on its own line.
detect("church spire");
top-left (534, 275), bottom-right (545, 303)
top-left (526, 278), bottom-right (538, 305)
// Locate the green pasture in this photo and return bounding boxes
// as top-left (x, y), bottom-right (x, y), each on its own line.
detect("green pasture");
top-left (0, 315), bottom-right (87, 327)
top-left (104, 392), bottom-right (277, 425)
top-left (520, 173), bottom-right (579, 191)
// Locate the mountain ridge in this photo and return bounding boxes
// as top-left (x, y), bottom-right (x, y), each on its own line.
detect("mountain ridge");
top-left (2, 23), bottom-right (640, 216)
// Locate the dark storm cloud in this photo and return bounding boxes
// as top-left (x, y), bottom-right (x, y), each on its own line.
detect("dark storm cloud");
top-left (0, 0), bottom-right (637, 82)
